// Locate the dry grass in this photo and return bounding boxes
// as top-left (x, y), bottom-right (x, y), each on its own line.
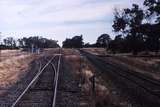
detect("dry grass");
top-left (82, 48), bottom-right (160, 79)
top-left (138, 57), bottom-right (160, 65)
top-left (80, 59), bottom-right (110, 106)
top-left (63, 48), bottom-right (138, 106)
top-left (82, 48), bottom-right (106, 55)
top-left (0, 50), bottom-right (37, 88)
top-left (63, 48), bottom-right (81, 76)
top-left (0, 50), bottom-right (28, 61)
top-left (109, 56), bottom-right (160, 80)
top-left (62, 48), bottom-right (80, 55)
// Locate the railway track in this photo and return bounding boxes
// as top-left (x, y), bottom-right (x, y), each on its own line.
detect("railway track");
top-left (80, 50), bottom-right (160, 107)
top-left (11, 51), bottom-right (62, 107)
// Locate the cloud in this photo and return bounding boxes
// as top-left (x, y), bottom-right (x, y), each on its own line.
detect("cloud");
top-left (0, 0), bottom-right (144, 45)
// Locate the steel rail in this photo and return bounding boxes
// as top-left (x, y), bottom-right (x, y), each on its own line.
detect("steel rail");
top-left (45, 58), bottom-right (57, 90)
top-left (80, 50), bottom-right (160, 105)
top-left (52, 50), bottom-right (62, 107)
top-left (44, 59), bottom-right (57, 75)
top-left (80, 50), bottom-right (160, 85)
top-left (11, 55), bottom-right (57, 107)
top-left (31, 60), bottom-right (42, 87)
top-left (50, 62), bottom-right (57, 86)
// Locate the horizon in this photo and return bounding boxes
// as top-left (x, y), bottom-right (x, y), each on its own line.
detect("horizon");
top-left (0, 0), bottom-right (143, 46)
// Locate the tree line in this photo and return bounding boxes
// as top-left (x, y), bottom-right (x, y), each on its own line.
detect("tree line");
top-left (62, 35), bottom-right (84, 48)
top-left (62, 0), bottom-right (160, 55)
top-left (0, 36), bottom-right (59, 50)
top-left (0, 0), bottom-right (159, 55)
top-left (62, 34), bottom-right (111, 49)
top-left (111, 0), bottom-right (160, 55)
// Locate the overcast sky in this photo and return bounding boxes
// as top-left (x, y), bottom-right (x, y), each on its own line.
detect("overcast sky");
top-left (0, 0), bottom-right (143, 45)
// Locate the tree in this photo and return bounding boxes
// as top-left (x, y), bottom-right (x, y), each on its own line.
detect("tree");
top-left (112, 4), bottom-right (145, 55)
top-left (3, 39), bottom-right (7, 46)
top-left (144, 0), bottom-right (160, 22)
top-left (62, 35), bottom-right (84, 48)
top-left (109, 35), bottom-right (126, 53)
top-left (112, 9), bottom-right (127, 33)
top-left (3, 37), bottom-right (17, 49)
top-left (96, 34), bottom-right (111, 48)
top-left (18, 38), bottom-right (26, 48)
top-left (142, 0), bottom-right (160, 53)
top-left (71, 35), bottom-right (84, 48)
top-left (62, 38), bottom-right (72, 48)
top-left (17, 36), bottom-right (59, 49)
top-left (138, 23), bottom-right (160, 52)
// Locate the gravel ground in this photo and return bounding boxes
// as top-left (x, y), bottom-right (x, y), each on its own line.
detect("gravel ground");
top-left (81, 51), bottom-right (160, 107)
top-left (16, 56), bottom-right (57, 107)
top-left (56, 57), bottom-right (81, 107)
top-left (0, 57), bottom-right (42, 107)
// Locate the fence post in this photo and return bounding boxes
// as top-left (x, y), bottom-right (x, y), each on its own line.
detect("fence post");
top-left (89, 75), bottom-right (96, 107)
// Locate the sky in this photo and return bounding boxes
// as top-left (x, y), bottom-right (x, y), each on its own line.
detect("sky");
top-left (0, 0), bottom-right (144, 45)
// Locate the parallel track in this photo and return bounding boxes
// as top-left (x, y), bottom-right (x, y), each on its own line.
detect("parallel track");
top-left (80, 50), bottom-right (160, 107)
top-left (11, 49), bottom-right (62, 107)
